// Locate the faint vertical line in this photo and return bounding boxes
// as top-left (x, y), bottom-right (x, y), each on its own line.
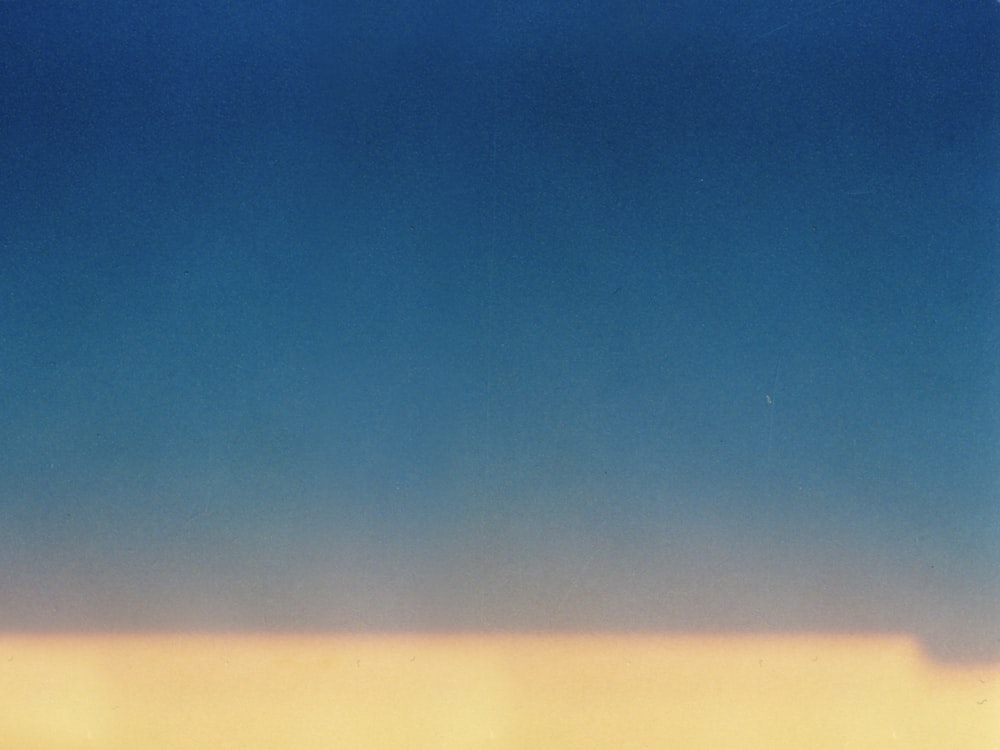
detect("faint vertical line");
top-left (477, 0), bottom-right (503, 626)
top-left (485, 3), bottom-right (499, 465)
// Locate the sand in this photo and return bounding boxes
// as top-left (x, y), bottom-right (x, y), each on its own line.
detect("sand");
top-left (1, 633), bottom-right (996, 749)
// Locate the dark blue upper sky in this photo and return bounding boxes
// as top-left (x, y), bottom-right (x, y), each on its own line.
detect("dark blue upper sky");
top-left (0, 1), bottom-right (997, 660)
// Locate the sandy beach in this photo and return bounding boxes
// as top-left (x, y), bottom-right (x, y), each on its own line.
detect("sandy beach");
top-left (0, 632), bottom-right (996, 749)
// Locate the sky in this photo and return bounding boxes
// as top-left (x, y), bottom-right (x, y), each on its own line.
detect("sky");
top-left (0, 0), bottom-right (997, 661)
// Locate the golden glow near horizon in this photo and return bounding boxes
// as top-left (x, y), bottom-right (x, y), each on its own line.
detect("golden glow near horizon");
top-left (0, 633), bottom-right (996, 749)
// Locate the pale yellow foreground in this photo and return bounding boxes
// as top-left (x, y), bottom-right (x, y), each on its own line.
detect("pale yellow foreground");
top-left (1, 633), bottom-right (996, 749)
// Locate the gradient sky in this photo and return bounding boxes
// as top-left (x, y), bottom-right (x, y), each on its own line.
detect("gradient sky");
top-left (0, 1), bottom-right (997, 660)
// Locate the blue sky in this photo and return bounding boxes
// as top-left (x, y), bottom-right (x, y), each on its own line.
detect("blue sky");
top-left (0, 0), bottom-right (997, 660)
